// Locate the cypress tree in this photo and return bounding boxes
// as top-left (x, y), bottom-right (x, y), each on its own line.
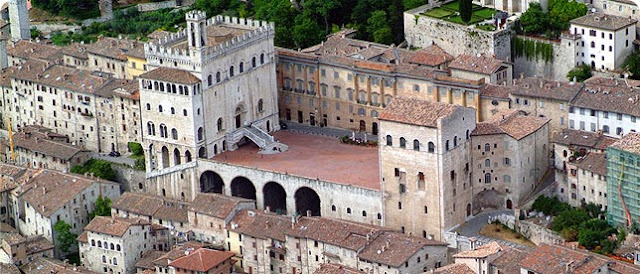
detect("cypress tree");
top-left (459, 0), bottom-right (473, 24)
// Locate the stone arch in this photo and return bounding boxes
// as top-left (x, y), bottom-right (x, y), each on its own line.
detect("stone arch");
top-left (148, 144), bottom-right (156, 170)
top-left (506, 199), bottom-right (513, 209)
top-left (173, 148), bottom-right (181, 166)
top-left (198, 147), bottom-right (207, 158)
top-left (234, 103), bottom-right (247, 129)
top-left (294, 187), bottom-right (321, 216)
top-left (199, 171), bottom-right (224, 194)
top-left (474, 189), bottom-right (504, 214)
top-left (263, 182), bottom-right (287, 214)
top-left (161, 146), bottom-right (169, 168)
top-left (185, 150), bottom-right (192, 163)
top-left (231, 176), bottom-right (256, 200)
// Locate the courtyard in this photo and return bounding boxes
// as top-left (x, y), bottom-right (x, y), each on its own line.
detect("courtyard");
top-left (422, 1), bottom-right (497, 27)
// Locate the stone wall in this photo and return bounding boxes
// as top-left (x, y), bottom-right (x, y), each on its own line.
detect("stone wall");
top-left (137, 1), bottom-right (177, 12)
top-left (517, 219), bottom-right (565, 245)
top-left (112, 164), bottom-right (146, 193)
top-left (512, 36), bottom-right (576, 81)
top-left (404, 4), bottom-right (513, 60)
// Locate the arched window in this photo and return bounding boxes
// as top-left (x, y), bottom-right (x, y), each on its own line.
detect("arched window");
top-left (162, 189), bottom-right (166, 196)
top-left (98, 241), bottom-right (102, 248)
top-left (331, 205), bottom-right (336, 211)
top-left (183, 109), bottom-right (187, 116)
top-left (371, 110), bottom-right (378, 117)
top-left (386, 135), bottom-right (392, 146)
top-left (159, 124), bottom-right (167, 138)
top-left (258, 99), bottom-right (264, 112)
top-left (446, 140), bottom-right (450, 151)
top-left (91, 239), bottom-right (95, 246)
top-left (113, 257), bottom-right (117, 265)
top-left (362, 210), bottom-right (367, 217)
top-left (229, 66), bottom-right (234, 77)
top-left (428, 142), bottom-right (435, 153)
top-left (185, 151), bottom-right (192, 162)
top-left (400, 137), bottom-right (406, 148)
top-left (260, 53), bottom-right (265, 64)
top-left (413, 139), bottom-right (420, 151)
top-left (171, 107), bottom-right (175, 114)
top-left (485, 159), bottom-right (491, 167)
top-left (158, 105), bottom-right (163, 113)
top-left (466, 129), bottom-right (470, 140)
top-left (102, 255), bottom-right (106, 263)
top-left (377, 213), bottom-right (382, 220)
top-left (216, 72), bottom-right (221, 83)
top-left (171, 84), bottom-right (176, 93)
top-left (239, 62), bottom-right (244, 73)
top-left (347, 208), bottom-right (351, 214)
top-left (146, 103), bottom-right (150, 110)
top-left (207, 75), bottom-right (212, 86)
top-left (153, 81), bottom-right (158, 90)
top-left (179, 85), bottom-right (183, 94)
top-left (484, 143), bottom-right (490, 152)
top-left (147, 122), bottom-right (155, 136)
top-left (171, 128), bottom-right (178, 140)
top-left (252, 57), bottom-right (256, 67)
top-left (485, 173), bottom-right (492, 184)
top-left (217, 118), bottom-right (223, 131)
top-left (197, 127), bottom-right (204, 141)
top-left (110, 243), bottom-right (114, 250)
top-left (453, 136), bottom-right (458, 147)
top-left (116, 244), bottom-right (121, 251)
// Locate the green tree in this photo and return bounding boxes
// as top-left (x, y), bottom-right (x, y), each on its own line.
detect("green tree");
top-left (404, 0), bottom-right (429, 10)
top-left (367, 11), bottom-right (394, 44)
top-left (578, 218), bottom-right (616, 250)
top-left (531, 195), bottom-right (570, 215)
top-left (582, 202), bottom-right (604, 219)
top-left (549, 0), bottom-right (587, 30)
top-left (551, 208), bottom-right (590, 232)
top-left (254, 0), bottom-right (300, 48)
top-left (31, 28), bottom-right (42, 39)
top-left (567, 65), bottom-right (592, 82)
top-left (89, 196), bottom-right (112, 221)
top-left (623, 53), bottom-right (640, 79)
top-left (71, 159), bottom-right (116, 181)
top-left (519, 3), bottom-right (549, 34)
top-left (53, 220), bottom-right (77, 253)
top-left (302, 0), bottom-right (342, 32)
top-left (128, 142), bottom-right (144, 156)
top-left (292, 14), bottom-right (326, 49)
top-left (459, 0), bottom-right (473, 24)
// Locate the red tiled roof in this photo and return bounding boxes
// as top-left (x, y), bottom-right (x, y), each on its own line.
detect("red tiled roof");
top-left (406, 45), bottom-right (453, 67)
top-left (610, 132), bottom-right (640, 154)
top-left (358, 231), bottom-right (447, 267)
top-left (574, 153), bottom-right (607, 176)
top-left (553, 128), bottom-right (617, 150)
top-left (168, 248), bottom-right (234, 272)
top-left (449, 54), bottom-right (505, 74)
top-left (140, 67), bottom-right (201, 84)
top-left (433, 263), bottom-right (475, 274)
top-left (379, 97), bottom-right (463, 128)
top-left (84, 216), bottom-right (150, 237)
top-left (519, 244), bottom-right (640, 273)
top-left (314, 263), bottom-right (365, 274)
top-left (473, 109), bottom-right (549, 140)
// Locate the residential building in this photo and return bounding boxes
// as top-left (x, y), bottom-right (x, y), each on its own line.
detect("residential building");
top-left (452, 242), bottom-right (508, 274)
top-left (569, 13), bottom-right (637, 71)
top-left (20, 257), bottom-right (99, 273)
top-left (448, 54), bottom-right (513, 85)
top-left (566, 152), bottom-right (608, 208)
top-left (379, 97), bottom-right (475, 241)
top-left (606, 133), bottom-right (640, 227)
top-left (518, 243), bottom-right (640, 273)
top-left (85, 37), bottom-right (144, 79)
top-left (471, 109), bottom-right (550, 212)
top-left (10, 167), bottom-right (121, 255)
top-left (110, 192), bottom-right (190, 239)
top-left (124, 45), bottom-right (147, 79)
top-left (148, 242), bottom-right (204, 274)
top-left (6, 40), bottom-right (61, 66)
top-left (3, 125), bottom-right (91, 172)
top-left (78, 216), bottom-right (169, 274)
top-left (0, 263), bottom-right (20, 274)
top-left (188, 193), bottom-right (255, 247)
top-left (0, 233), bottom-right (53, 265)
top-left (167, 248), bottom-right (235, 274)
top-left (569, 77), bottom-right (640, 138)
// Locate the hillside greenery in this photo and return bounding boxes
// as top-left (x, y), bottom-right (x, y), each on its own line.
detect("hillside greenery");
top-left (518, 0), bottom-right (587, 39)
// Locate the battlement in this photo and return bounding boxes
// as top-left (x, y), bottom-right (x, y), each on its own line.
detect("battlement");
top-left (186, 10), bottom-right (206, 21)
top-left (144, 14), bottom-right (274, 68)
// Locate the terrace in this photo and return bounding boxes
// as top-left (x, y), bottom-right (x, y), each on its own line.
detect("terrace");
top-left (421, 1), bottom-right (498, 31)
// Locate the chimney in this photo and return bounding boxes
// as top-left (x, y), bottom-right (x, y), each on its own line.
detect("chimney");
top-left (63, 74), bottom-right (69, 81)
top-left (265, 206), bottom-right (271, 213)
top-left (306, 210), bottom-right (311, 217)
top-left (291, 216), bottom-right (296, 229)
top-left (265, 220), bottom-right (270, 229)
top-left (42, 187), bottom-right (46, 195)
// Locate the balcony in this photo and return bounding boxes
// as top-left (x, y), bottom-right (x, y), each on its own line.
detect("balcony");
top-left (356, 100), bottom-right (368, 105)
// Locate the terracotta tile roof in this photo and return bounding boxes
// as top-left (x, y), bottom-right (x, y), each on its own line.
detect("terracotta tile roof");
top-left (21, 171), bottom-right (108, 217)
top-left (94, 79), bottom-right (139, 100)
top-left (610, 132), bottom-right (640, 154)
top-left (574, 153), bottom-right (607, 176)
top-left (489, 246), bottom-right (529, 274)
top-left (147, 30), bottom-right (172, 41)
top-left (379, 97), bottom-right (462, 128)
top-left (511, 77), bottom-right (583, 101)
top-left (112, 192), bottom-right (189, 221)
top-left (229, 210), bottom-right (291, 241)
top-left (406, 45), bottom-right (453, 67)
top-left (0, 66), bottom-right (16, 87)
top-left (289, 217), bottom-right (382, 251)
top-left (480, 84), bottom-right (511, 99)
top-left (553, 129), bottom-right (617, 150)
top-left (358, 231), bottom-right (447, 267)
top-left (153, 242), bottom-right (203, 267)
top-left (189, 193), bottom-right (253, 219)
top-left (10, 127), bottom-right (87, 160)
top-left (169, 248), bottom-right (234, 272)
top-left (62, 43), bottom-right (89, 59)
top-left (0, 263), bottom-right (20, 274)
top-left (571, 82), bottom-right (640, 118)
top-left (0, 223), bottom-right (17, 233)
top-left (76, 231), bottom-right (88, 243)
top-left (314, 263), bottom-right (365, 274)
top-left (571, 13), bottom-right (637, 31)
top-left (433, 263), bottom-right (475, 274)
top-left (9, 62), bottom-right (109, 94)
top-left (20, 257), bottom-right (98, 273)
top-left (473, 109), bottom-right (549, 140)
top-left (24, 235), bottom-right (54, 255)
top-left (85, 37), bottom-right (144, 61)
top-left (0, 163), bottom-right (27, 178)
top-left (136, 250), bottom-right (166, 270)
top-left (84, 216), bottom-right (150, 237)
top-left (7, 40), bottom-right (62, 62)
top-left (449, 54), bottom-right (506, 75)
top-left (453, 241), bottom-right (505, 258)
top-left (1, 232), bottom-right (26, 245)
top-left (140, 67), bottom-right (201, 84)
top-left (518, 244), bottom-right (640, 273)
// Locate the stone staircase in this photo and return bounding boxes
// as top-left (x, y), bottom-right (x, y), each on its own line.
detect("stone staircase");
top-left (225, 124), bottom-right (288, 154)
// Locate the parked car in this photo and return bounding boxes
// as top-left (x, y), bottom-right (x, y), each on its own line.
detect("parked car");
top-left (109, 151), bottom-right (121, 157)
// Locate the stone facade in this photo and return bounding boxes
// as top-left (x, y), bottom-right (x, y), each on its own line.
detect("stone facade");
top-left (8, 0), bottom-right (29, 42)
top-left (379, 99), bottom-right (476, 241)
top-left (512, 35), bottom-right (579, 81)
top-left (404, 4), bottom-right (513, 60)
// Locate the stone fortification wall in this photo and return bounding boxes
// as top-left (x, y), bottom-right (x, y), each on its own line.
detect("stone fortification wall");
top-left (512, 36), bottom-right (577, 81)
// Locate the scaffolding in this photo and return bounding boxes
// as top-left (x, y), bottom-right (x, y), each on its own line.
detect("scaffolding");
top-left (607, 147), bottom-right (640, 228)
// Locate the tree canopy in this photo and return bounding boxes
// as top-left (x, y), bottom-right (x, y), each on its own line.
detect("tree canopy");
top-left (71, 159), bottom-right (116, 181)
top-left (89, 196), bottom-right (112, 221)
top-left (459, 0), bottom-right (473, 24)
top-left (624, 53), bottom-right (640, 80)
top-left (519, 0), bottom-right (587, 38)
top-left (53, 220), bottom-right (77, 253)
top-left (567, 65), bottom-right (592, 82)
